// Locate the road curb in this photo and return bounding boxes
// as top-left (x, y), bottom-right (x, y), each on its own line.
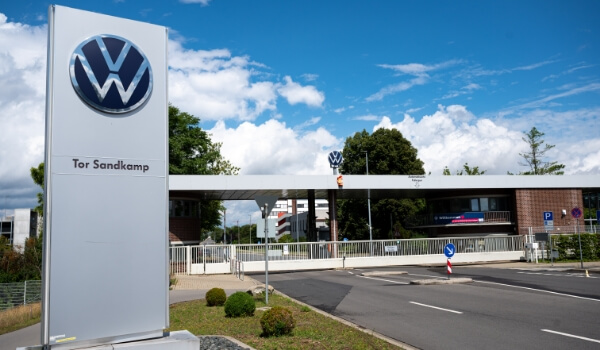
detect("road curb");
top-left (272, 289), bottom-right (419, 350)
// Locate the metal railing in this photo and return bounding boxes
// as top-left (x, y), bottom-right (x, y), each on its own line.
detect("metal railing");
top-left (170, 235), bottom-right (525, 275)
top-left (237, 236), bottom-right (523, 260)
top-left (0, 280), bottom-right (42, 311)
top-left (518, 225), bottom-right (599, 236)
top-left (230, 258), bottom-right (244, 281)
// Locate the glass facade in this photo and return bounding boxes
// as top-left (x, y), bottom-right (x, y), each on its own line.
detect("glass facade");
top-left (430, 196), bottom-right (509, 213)
top-left (583, 191), bottom-right (599, 225)
top-left (169, 199), bottom-right (200, 218)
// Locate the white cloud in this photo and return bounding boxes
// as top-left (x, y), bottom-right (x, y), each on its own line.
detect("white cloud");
top-left (374, 105), bottom-right (527, 175)
top-left (209, 119), bottom-right (341, 175)
top-left (499, 83), bottom-right (600, 116)
top-left (352, 114), bottom-right (381, 121)
top-left (375, 104), bottom-right (600, 175)
top-left (169, 45), bottom-right (326, 119)
top-left (378, 59), bottom-right (463, 76)
top-left (277, 76), bottom-right (325, 107)
top-left (0, 14), bottom-right (47, 209)
top-left (168, 41), bottom-right (278, 121)
top-left (366, 76), bottom-right (428, 102)
top-left (441, 83), bottom-right (482, 100)
top-left (368, 60), bottom-right (464, 102)
top-left (179, 0), bottom-right (211, 5)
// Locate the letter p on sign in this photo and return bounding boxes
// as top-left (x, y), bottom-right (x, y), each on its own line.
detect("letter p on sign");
top-left (544, 211), bottom-right (553, 221)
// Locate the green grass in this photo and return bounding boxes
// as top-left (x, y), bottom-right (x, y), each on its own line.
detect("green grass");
top-left (167, 294), bottom-right (402, 350)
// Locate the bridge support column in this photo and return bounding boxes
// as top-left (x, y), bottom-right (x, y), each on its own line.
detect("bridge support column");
top-left (328, 189), bottom-right (338, 258)
top-left (307, 190), bottom-right (316, 242)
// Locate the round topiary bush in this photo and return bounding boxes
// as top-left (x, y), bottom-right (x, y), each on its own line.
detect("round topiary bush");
top-left (260, 306), bottom-right (296, 337)
top-left (205, 287), bottom-right (227, 306)
top-left (224, 291), bottom-right (255, 317)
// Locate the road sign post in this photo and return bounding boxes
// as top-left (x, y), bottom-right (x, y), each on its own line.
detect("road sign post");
top-left (444, 243), bottom-right (455, 280)
top-left (571, 207), bottom-right (584, 269)
top-left (543, 211), bottom-right (554, 230)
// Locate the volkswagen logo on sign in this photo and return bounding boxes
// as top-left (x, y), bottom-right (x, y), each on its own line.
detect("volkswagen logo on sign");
top-left (70, 35), bottom-right (152, 114)
top-left (328, 151), bottom-right (343, 168)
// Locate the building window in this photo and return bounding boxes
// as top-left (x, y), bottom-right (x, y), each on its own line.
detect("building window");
top-left (169, 200), bottom-right (200, 218)
top-left (431, 196), bottom-right (508, 213)
top-left (471, 198), bottom-right (479, 212)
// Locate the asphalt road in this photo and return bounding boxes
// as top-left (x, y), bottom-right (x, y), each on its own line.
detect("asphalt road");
top-left (251, 266), bottom-right (600, 350)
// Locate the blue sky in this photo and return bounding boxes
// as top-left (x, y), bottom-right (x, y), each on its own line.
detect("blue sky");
top-left (1, 1), bottom-right (599, 224)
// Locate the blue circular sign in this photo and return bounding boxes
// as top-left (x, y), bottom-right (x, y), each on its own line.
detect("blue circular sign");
top-left (328, 151), bottom-right (343, 167)
top-left (444, 243), bottom-right (456, 258)
top-left (571, 207), bottom-right (582, 219)
top-left (70, 34), bottom-right (153, 114)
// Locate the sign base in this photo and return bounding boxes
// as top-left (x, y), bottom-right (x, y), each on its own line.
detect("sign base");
top-left (18, 330), bottom-right (200, 350)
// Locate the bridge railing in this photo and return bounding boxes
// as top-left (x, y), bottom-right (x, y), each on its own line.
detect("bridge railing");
top-left (170, 235), bottom-right (525, 274)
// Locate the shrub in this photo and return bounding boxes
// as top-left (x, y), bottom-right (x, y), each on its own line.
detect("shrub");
top-left (224, 291), bottom-right (255, 317)
top-left (205, 288), bottom-right (226, 307)
top-left (260, 306), bottom-right (295, 337)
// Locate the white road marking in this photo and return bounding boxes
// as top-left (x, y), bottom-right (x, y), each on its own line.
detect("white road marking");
top-left (409, 301), bottom-right (463, 314)
top-left (517, 271), bottom-right (597, 279)
top-left (541, 329), bottom-right (600, 344)
top-left (475, 280), bottom-right (600, 302)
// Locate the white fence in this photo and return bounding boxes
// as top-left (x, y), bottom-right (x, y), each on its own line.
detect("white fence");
top-left (0, 280), bottom-right (42, 311)
top-left (170, 235), bottom-right (526, 275)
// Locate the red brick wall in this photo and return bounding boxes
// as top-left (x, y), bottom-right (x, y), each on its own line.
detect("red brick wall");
top-left (515, 189), bottom-right (582, 234)
top-left (169, 217), bottom-right (201, 243)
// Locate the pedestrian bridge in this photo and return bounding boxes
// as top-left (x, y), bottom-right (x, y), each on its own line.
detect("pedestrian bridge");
top-left (170, 235), bottom-right (526, 275)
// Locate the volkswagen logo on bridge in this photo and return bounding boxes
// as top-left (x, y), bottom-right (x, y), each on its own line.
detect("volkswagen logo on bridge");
top-left (328, 151), bottom-right (343, 168)
top-left (69, 35), bottom-right (153, 114)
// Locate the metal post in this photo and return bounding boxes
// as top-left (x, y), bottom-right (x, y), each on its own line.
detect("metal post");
top-left (365, 151), bottom-right (373, 256)
top-left (263, 203), bottom-right (269, 305)
top-left (249, 214), bottom-right (252, 244)
top-left (577, 219), bottom-right (584, 269)
top-left (223, 209), bottom-right (227, 245)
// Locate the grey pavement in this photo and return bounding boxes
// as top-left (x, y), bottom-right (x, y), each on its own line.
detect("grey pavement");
top-left (1, 274), bottom-right (261, 350)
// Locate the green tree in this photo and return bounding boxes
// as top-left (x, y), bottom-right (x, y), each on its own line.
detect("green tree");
top-left (169, 105), bottom-right (240, 234)
top-left (0, 235), bottom-right (42, 283)
top-left (518, 127), bottom-right (565, 175)
top-left (30, 162), bottom-right (44, 216)
top-left (443, 163), bottom-right (486, 175)
top-left (168, 105), bottom-right (239, 176)
top-left (338, 128), bottom-right (426, 240)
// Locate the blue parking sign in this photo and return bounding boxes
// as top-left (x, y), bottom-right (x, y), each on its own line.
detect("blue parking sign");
top-left (543, 211), bottom-right (553, 221)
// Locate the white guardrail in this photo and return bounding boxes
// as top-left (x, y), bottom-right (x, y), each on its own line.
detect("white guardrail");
top-left (170, 235), bottom-right (526, 275)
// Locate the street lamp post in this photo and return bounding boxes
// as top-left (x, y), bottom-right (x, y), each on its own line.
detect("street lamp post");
top-left (249, 214), bottom-right (252, 244)
top-left (261, 203), bottom-right (270, 304)
top-left (364, 151), bottom-right (373, 255)
top-left (223, 209), bottom-right (227, 244)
